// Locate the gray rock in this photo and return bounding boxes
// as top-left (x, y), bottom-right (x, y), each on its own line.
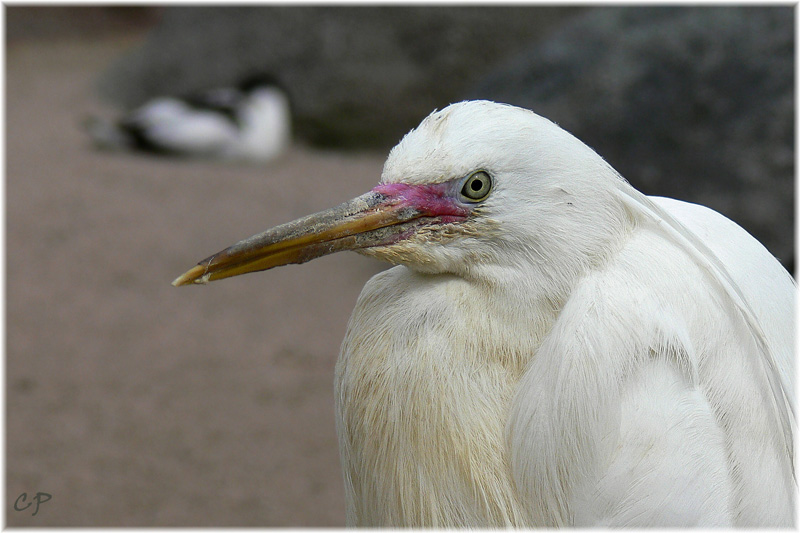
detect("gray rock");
top-left (470, 6), bottom-right (794, 269)
top-left (97, 6), bottom-right (582, 148)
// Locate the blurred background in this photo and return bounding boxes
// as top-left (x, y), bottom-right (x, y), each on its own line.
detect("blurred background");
top-left (6, 5), bottom-right (794, 526)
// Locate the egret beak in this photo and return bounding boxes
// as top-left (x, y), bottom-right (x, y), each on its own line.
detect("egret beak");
top-left (172, 183), bottom-right (467, 286)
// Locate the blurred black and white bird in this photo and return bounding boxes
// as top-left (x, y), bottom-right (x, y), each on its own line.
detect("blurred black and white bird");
top-left (85, 75), bottom-right (291, 162)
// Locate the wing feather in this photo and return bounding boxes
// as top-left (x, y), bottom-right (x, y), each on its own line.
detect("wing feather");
top-left (613, 183), bottom-right (795, 473)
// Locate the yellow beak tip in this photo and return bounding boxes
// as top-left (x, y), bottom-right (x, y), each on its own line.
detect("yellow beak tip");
top-left (171, 264), bottom-right (210, 287)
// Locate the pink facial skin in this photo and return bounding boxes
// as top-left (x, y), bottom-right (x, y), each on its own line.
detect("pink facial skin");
top-left (371, 182), bottom-right (471, 223)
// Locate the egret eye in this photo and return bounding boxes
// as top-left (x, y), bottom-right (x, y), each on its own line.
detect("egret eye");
top-left (460, 171), bottom-right (493, 202)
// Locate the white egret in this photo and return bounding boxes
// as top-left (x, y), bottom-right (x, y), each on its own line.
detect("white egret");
top-left (173, 100), bottom-right (794, 527)
top-left (86, 76), bottom-right (291, 162)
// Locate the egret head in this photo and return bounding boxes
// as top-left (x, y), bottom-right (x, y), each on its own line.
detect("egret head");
top-left (173, 101), bottom-right (632, 289)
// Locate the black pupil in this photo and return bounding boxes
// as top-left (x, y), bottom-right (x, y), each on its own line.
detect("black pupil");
top-left (471, 179), bottom-right (483, 191)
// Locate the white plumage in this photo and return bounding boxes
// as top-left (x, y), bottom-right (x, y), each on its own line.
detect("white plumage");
top-left (86, 78), bottom-right (291, 162)
top-left (174, 101), bottom-right (794, 527)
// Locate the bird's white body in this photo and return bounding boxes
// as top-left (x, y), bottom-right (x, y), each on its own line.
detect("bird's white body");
top-left (87, 85), bottom-right (291, 162)
top-left (334, 102), bottom-right (794, 526)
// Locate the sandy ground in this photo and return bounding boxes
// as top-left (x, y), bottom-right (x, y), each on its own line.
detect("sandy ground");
top-left (7, 35), bottom-right (391, 526)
